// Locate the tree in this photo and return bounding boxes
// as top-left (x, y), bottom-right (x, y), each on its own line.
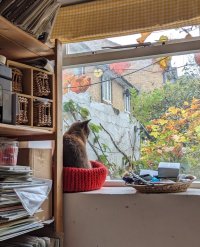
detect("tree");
top-left (131, 76), bottom-right (200, 125)
top-left (140, 99), bottom-right (200, 176)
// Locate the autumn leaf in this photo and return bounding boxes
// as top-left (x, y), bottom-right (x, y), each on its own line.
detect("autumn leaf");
top-left (195, 126), bottom-right (200, 137)
top-left (157, 149), bottom-right (163, 154)
top-left (150, 131), bottom-right (159, 138)
top-left (163, 146), bottom-right (174, 152)
top-left (157, 119), bottom-right (168, 125)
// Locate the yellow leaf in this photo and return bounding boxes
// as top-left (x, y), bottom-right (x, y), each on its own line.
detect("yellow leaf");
top-left (151, 125), bottom-right (160, 131)
top-left (179, 136), bottom-right (187, 142)
top-left (157, 119), bottom-right (168, 125)
top-left (151, 132), bottom-right (159, 138)
top-left (195, 126), bottom-right (200, 136)
top-left (172, 135), bottom-right (180, 141)
top-left (168, 107), bottom-right (179, 115)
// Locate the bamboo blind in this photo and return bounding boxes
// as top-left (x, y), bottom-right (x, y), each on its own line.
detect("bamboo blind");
top-left (51, 0), bottom-right (200, 43)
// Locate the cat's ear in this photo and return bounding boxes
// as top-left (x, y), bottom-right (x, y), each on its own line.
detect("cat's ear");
top-left (81, 119), bottom-right (91, 127)
top-left (81, 119), bottom-right (91, 128)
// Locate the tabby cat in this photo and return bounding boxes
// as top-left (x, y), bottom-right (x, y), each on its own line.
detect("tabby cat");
top-left (63, 120), bottom-right (91, 168)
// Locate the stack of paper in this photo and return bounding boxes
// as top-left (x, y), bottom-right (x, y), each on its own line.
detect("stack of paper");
top-left (0, 218), bottom-right (43, 241)
top-left (0, 235), bottom-right (60, 246)
top-left (0, 166), bottom-right (32, 211)
top-left (0, 0), bottom-right (61, 42)
top-left (0, 166), bottom-right (52, 241)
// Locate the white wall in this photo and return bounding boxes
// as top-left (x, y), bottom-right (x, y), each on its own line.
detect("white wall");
top-left (63, 92), bottom-right (140, 175)
top-left (64, 188), bottom-right (200, 247)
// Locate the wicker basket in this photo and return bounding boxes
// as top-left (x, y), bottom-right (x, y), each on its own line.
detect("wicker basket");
top-left (131, 176), bottom-right (196, 193)
top-left (12, 68), bottom-right (23, 93)
top-left (33, 101), bottom-right (52, 127)
top-left (16, 96), bottom-right (29, 125)
top-left (33, 71), bottom-right (51, 97)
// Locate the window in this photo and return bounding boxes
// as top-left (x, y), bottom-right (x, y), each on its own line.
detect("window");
top-left (73, 67), bottom-right (85, 76)
top-left (124, 89), bottom-right (131, 113)
top-left (65, 26), bottom-right (200, 55)
top-left (63, 30), bottom-right (200, 182)
top-left (101, 76), bottom-right (112, 103)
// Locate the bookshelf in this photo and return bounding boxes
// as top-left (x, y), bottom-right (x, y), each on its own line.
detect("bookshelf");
top-left (7, 60), bottom-right (55, 130)
top-left (0, 17), bottom-right (63, 242)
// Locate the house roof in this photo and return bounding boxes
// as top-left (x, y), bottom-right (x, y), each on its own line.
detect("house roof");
top-left (67, 39), bottom-right (117, 54)
top-left (98, 64), bottom-right (135, 90)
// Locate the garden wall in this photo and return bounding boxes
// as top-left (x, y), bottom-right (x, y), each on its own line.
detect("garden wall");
top-left (63, 92), bottom-right (140, 176)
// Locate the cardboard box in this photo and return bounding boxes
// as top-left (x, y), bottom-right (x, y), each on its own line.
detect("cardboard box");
top-left (17, 148), bottom-right (52, 220)
top-left (17, 148), bottom-right (52, 179)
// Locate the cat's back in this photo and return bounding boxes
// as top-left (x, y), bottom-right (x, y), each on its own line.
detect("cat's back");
top-left (63, 132), bottom-right (88, 168)
top-left (63, 132), bottom-right (84, 149)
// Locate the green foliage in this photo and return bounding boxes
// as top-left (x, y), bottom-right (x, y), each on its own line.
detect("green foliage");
top-left (63, 99), bottom-right (90, 119)
top-left (89, 123), bottom-right (102, 133)
top-left (132, 73), bottom-right (200, 177)
top-left (63, 100), bottom-right (77, 113)
top-left (131, 77), bottom-right (200, 125)
top-left (80, 107), bottom-right (90, 119)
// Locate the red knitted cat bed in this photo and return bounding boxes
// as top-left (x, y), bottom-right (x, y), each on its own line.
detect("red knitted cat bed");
top-left (63, 160), bottom-right (108, 192)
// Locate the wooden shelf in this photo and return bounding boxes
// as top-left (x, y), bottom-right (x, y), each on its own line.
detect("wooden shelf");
top-left (0, 15), bottom-right (63, 237)
top-left (33, 96), bottom-right (53, 102)
top-left (0, 16), bottom-right (54, 60)
top-left (0, 123), bottom-right (54, 137)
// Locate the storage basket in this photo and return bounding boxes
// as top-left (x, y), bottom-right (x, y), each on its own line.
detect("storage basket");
top-left (0, 139), bottom-right (18, 166)
top-left (33, 71), bottom-right (51, 97)
top-left (63, 160), bottom-right (108, 192)
top-left (16, 96), bottom-right (29, 125)
top-left (33, 101), bottom-right (52, 127)
top-left (131, 176), bottom-right (196, 193)
top-left (12, 68), bottom-right (23, 93)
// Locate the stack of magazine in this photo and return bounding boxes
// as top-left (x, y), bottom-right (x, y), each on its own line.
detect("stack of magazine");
top-left (0, 0), bottom-right (61, 42)
top-left (0, 166), bottom-right (51, 241)
top-left (0, 235), bottom-right (60, 246)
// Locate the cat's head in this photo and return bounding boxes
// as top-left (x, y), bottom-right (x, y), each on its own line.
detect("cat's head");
top-left (66, 119), bottom-right (91, 138)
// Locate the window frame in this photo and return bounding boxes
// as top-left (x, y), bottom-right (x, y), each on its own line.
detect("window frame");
top-left (101, 75), bottom-right (112, 104)
top-left (62, 37), bottom-right (200, 188)
top-left (124, 89), bottom-right (131, 113)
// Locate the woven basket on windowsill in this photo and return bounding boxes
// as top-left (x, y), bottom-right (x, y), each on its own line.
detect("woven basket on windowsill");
top-left (131, 175), bottom-right (196, 193)
top-left (63, 160), bottom-right (108, 193)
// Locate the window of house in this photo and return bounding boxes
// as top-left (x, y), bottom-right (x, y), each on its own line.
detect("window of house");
top-left (73, 67), bottom-right (85, 75)
top-left (124, 89), bottom-right (131, 113)
top-left (101, 76), bottom-right (112, 103)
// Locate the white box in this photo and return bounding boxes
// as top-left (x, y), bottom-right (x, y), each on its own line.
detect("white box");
top-left (158, 162), bottom-right (180, 178)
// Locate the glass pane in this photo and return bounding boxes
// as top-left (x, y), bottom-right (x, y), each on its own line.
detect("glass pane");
top-left (63, 51), bottom-right (200, 180)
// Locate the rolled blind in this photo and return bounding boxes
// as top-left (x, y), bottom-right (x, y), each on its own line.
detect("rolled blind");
top-left (51, 0), bottom-right (200, 43)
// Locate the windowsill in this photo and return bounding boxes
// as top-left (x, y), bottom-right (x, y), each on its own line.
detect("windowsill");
top-left (101, 99), bottom-right (112, 105)
top-left (80, 187), bottom-right (200, 195)
top-left (82, 186), bottom-right (134, 194)
top-left (103, 179), bottom-right (200, 189)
